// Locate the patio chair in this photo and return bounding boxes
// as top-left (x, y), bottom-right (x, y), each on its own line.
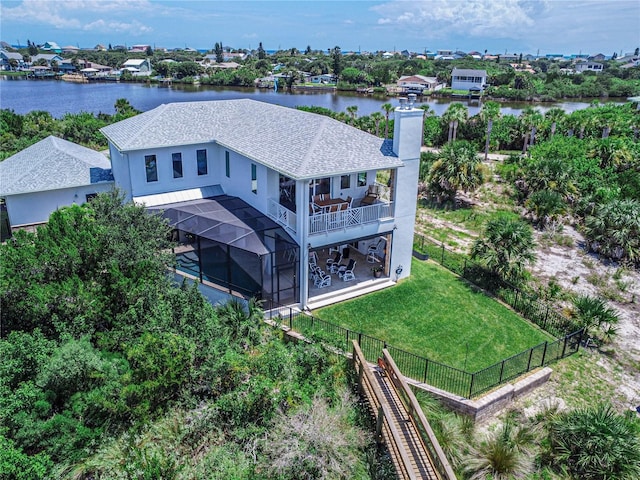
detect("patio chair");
top-left (315, 271), bottom-right (331, 288)
top-left (326, 252), bottom-right (342, 269)
top-left (341, 260), bottom-right (356, 282)
top-left (345, 196), bottom-right (353, 208)
top-left (309, 251), bottom-right (318, 266)
top-left (338, 259), bottom-right (356, 279)
top-left (367, 239), bottom-right (384, 263)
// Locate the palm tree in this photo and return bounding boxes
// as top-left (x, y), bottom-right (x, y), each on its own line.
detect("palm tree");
top-left (427, 140), bottom-right (485, 202)
top-left (370, 112), bottom-right (384, 137)
top-left (381, 103), bottom-right (393, 139)
top-left (583, 198), bottom-right (640, 263)
top-left (471, 217), bottom-right (536, 284)
top-left (481, 101), bottom-right (501, 160)
top-left (442, 102), bottom-right (468, 143)
top-left (544, 107), bottom-right (566, 137)
top-left (546, 404), bottom-right (640, 480)
top-left (571, 295), bottom-right (620, 343)
top-left (463, 419), bottom-right (535, 480)
top-left (345, 105), bottom-right (358, 125)
top-left (519, 106), bottom-right (543, 153)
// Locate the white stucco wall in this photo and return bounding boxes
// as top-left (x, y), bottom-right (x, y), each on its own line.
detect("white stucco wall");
top-left (5, 182), bottom-right (114, 227)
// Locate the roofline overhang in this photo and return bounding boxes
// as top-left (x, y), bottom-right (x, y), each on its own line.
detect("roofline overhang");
top-left (101, 136), bottom-right (401, 182)
top-left (0, 179), bottom-right (115, 197)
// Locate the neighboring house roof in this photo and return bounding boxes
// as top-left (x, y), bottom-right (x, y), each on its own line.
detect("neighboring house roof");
top-left (123, 58), bottom-right (148, 67)
top-left (209, 61), bottom-right (239, 69)
top-left (31, 54), bottom-right (62, 63)
top-left (397, 75), bottom-right (438, 85)
top-left (0, 50), bottom-right (23, 61)
top-left (451, 68), bottom-right (487, 77)
top-left (100, 99), bottom-right (401, 180)
top-left (0, 136), bottom-right (113, 196)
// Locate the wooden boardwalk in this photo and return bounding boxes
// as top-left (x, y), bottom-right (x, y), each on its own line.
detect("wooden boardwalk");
top-left (353, 342), bottom-right (457, 480)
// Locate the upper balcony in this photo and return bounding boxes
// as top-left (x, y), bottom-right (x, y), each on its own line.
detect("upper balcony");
top-left (267, 181), bottom-right (394, 237)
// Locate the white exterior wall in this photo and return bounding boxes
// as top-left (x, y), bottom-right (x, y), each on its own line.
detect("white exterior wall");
top-left (391, 105), bottom-right (423, 281)
top-left (5, 182), bottom-right (114, 227)
top-left (451, 74), bottom-right (486, 91)
top-left (109, 145), bottom-right (132, 200)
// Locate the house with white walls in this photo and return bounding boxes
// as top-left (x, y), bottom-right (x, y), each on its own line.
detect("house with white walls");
top-left (450, 68), bottom-right (487, 91)
top-left (0, 136), bottom-right (114, 229)
top-left (100, 98), bottom-right (422, 309)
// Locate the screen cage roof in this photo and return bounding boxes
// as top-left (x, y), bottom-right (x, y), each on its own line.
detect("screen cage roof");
top-left (148, 195), bottom-right (298, 256)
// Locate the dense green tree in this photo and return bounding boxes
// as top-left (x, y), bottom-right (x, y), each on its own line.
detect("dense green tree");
top-left (257, 42), bottom-right (266, 60)
top-left (331, 46), bottom-right (343, 79)
top-left (583, 199), bottom-right (640, 263)
top-left (442, 102), bottom-right (468, 142)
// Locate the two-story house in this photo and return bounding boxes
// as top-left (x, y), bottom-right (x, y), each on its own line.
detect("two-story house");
top-left (100, 98), bottom-right (422, 309)
top-left (0, 49), bottom-right (24, 70)
top-left (450, 68), bottom-right (487, 91)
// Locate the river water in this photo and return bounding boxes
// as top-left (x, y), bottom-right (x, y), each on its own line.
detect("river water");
top-left (0, 75), bottom-right (624, 118)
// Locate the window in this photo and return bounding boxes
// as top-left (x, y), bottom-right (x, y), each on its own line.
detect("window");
top-left (85, 193), bottom-right (98, 202)
top-left (145, 155), bottom-right (157, 182)
top-left (225, 151), bottom-right (230, 178)
top-left (340, 174), bottom-right (351, 189)
top-left (357, 172), bottom-right (367, 187)
top-left (251, 163), bottom-right (257, 194)
top-left (197, 149), bottom-right (208, 176)
top-left (172, 152), bottom-right (183, 178)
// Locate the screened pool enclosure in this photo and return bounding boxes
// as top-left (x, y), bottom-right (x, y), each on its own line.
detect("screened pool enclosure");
top-left (149, 195), bottom-right (299, 305)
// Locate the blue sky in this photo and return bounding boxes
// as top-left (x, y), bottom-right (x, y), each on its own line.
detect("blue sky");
top-left (1, 0), bottom-right (639, 55)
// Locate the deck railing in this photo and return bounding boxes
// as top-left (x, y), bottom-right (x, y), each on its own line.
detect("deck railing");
top-left (267, 199), bottom-right (297, 234)
top-left (309, 201), bottom-right (394, 235)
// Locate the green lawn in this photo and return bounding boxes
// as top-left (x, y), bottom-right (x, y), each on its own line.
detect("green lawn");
top-left (314, 258), bottom-right (553, 372)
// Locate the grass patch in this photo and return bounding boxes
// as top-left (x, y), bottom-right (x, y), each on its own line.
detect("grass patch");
top-left (418, 203), bottom-right (520, 233)
top-left (314, 259), bottom-right (553, 372)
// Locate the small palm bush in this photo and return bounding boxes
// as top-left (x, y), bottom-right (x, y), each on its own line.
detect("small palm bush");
top-left (545, 404), bottom-right (640, 480)
top-left (571, 295), bottom-right (620, 343)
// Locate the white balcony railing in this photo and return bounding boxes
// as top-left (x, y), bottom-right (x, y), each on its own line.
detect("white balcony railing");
top-left (309, 202), bottom-right (394, 235)
top-left (267, 199), bottom-right (297, 234)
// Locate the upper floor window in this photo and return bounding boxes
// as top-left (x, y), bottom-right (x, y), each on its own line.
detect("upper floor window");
top-left (225, 151), bottom-right (230, 178)
top-left (340, 174), bottom-right (351, 189)
top-left (172, 152), bottom-right (183, 178)
top-left (251, 163), bottom-right (257, 194)
top-left (197, 149), bottom-right (208, 176)
top-left (145, 155), bottom-right (158, 182)
top-left (357, 172), bottom-right (367, 187)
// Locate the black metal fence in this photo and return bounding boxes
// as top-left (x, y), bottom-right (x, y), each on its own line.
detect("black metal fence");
top-left (264, 300), bottom-right (583, 399)
top-left (412, 233), bottom-right (582, 338)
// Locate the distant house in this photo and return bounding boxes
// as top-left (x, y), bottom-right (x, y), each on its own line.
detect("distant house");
top-left (0, 136), bottom-right (114, 229)
top-left (223, 52), bottom-right (247, 62)
top-left (310, 73), bottom-right (335, 84)
top-left (450, 68), bottom-right (487, 91)
top-left (575, 61), bottom-right (604, 73)
top-left (62, 45), bottom-right (79, 54)
top-left (588, 53), bottom-right (606, 62)
top-left (130, 44), bottom-right (150, 53)
top-left (42, 41), bottom-right (61, 53)
top-left (468, 51), bottom-right (483, 59)
top-left (396, 75), bottom-right (442, 93)
top-left (122, 58), bottom-right (152, 74)
top-left (209, 62), bottom-right (240, 70)
top-left (94, 44), bottom-right (107, 51)
top-left (59, 59), bottom-right (77, 73)
top-left (30, 53), bottom-right (63, 67)
top-left (0, 49), bottom-right (25, 70)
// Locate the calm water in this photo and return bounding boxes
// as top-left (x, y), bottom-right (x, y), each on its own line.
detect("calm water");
top-left (0, 76), bottom-right (623, 118)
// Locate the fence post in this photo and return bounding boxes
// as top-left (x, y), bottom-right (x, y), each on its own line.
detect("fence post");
top-left (541, 341), bottom-right (548, 366)
top-left (423, 358), bottom-right (429, 384)
top-left (288, 309), bottom-right (293, 329)
top-left (576, 328), bottom-right (584, 352)
top-left (358, 332), bottom-right (362, 347)
top-left (514, 289), bottom-right (519, 310)
top-left (469, 372), bottom-right (475, 399)
top-left (543, 305), bottom-right (549, 330)
top-left (376, 406), bottom-right (384, 442)
top-left (463, 258), bottom-right (467, 277)
top-left (561, 334), bottom-right (568, 358)
top-left (499, 359), bottom-right (505, 383)
top-left (441, 243), bottom-right (445, 265)
top-left (526, 347), bottom-right (534, 371)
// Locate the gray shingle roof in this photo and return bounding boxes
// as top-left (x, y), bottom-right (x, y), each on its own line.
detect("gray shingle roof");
top-left (0, 136), bottom-right (114, 196)
top-left (100, 99), bottom-right (401, 180)
top-left (452, 68), bottom-right (487, 76)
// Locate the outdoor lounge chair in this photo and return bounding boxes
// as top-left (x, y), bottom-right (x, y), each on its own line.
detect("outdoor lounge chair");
top-left (315, 271), bottom-right (331, 288)
top-left (338, 259), bottom-right (356, 280)
top-left (367, 239), bottom-right (384, 263)
top-left (341, 260), bottom-right (356, 282)
top-left (360, 184), bottom-right (380, 206)
top-left (326, 252), bottom-right (342, 269)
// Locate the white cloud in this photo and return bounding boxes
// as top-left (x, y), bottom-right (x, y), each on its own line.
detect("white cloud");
top-left (83, 19), bottom-right (152, 35)
top-left (371, 0), bottom-right (548, 39)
